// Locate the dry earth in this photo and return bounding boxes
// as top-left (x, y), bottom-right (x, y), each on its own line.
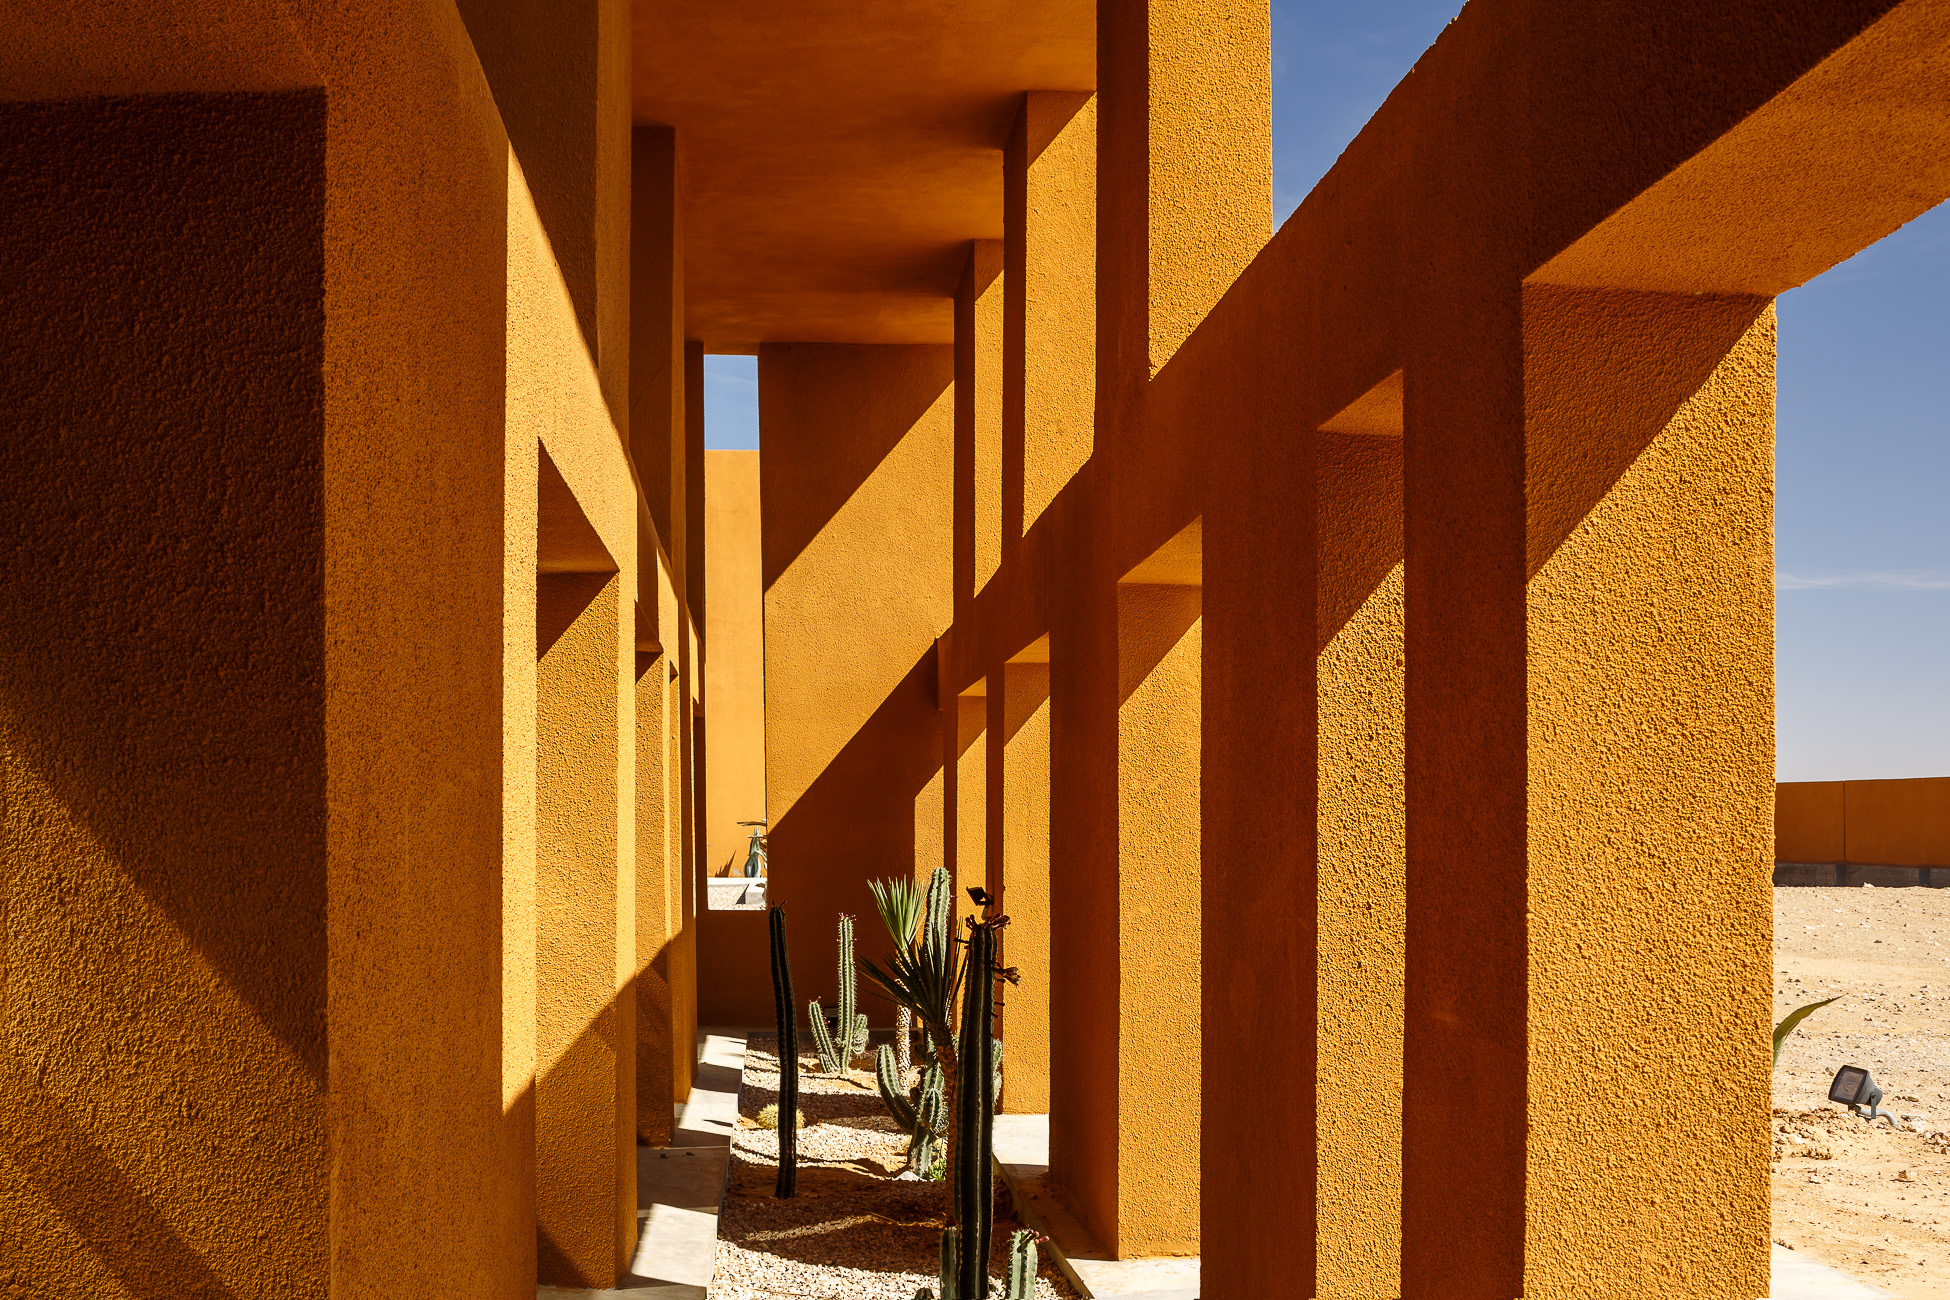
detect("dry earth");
top-left (1773, 885), bottom-right (1950, 1299)
top-left (713, 1037), bottom-right (1078, 1300)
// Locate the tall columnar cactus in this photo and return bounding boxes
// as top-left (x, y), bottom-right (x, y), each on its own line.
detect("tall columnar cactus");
top-left (810, 914), bottom-right (870, 1072)
top-left (1005, 1229), bottom-right (1037, 1300)
top-left (954, 921), bottom-right (999, 1299)
top-left (767, 905), bottom-right (798, 1198)
top-left (909, 1061), bottom-right (946, 1176)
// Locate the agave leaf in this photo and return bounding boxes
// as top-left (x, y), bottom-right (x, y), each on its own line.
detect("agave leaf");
top-left (869, 876), bottom-right (925, 952)
top-left (1772, 994), bottom-right (1844, 1069)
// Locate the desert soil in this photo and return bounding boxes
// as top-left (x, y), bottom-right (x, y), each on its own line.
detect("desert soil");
top-left (1773, 885), bottom-right (1950, 1299)
top-left (713, 1036), bottom-right (1078, 1300)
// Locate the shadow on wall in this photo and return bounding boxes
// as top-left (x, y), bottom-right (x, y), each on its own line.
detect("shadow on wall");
top-left (0, 90), bottom-right (333, 1297)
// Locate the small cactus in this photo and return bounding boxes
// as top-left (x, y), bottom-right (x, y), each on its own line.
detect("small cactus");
top-left (1005, 1229), bottom-right (1038, 1300)
top-left (876, 1043), bottom-right (917, 1131)
top-left (909, 1061), bottom-right (946, 1176)
top-left (810, 915), bottom-right (870, 1072)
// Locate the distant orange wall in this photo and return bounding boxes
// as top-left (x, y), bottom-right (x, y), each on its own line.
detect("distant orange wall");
top-left (1775, 782), bottom-right (1844, 864)
top-left (1778, 777), bottom-right (1950, 867)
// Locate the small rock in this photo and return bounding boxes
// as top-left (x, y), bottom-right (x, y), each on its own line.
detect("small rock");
top-left (1898, 1169), bottom-right (1914, 1182)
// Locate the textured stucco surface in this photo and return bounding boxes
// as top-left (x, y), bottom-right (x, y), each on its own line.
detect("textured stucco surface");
top-left (760, 344), bottom-right (953, 1023)
top-left (698, 451), bottom-right (771, 1027)
top-left (0, 89), bottom-right (329, 1300)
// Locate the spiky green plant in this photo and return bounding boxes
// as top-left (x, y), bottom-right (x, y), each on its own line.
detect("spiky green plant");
top-left (870, 876), bottom-right (926, 1074)
top-left (1774, 994), bottom-right (1845, 1069)
top-left (909, 1061), bottom-right (946, 1176)
top-left (767, 905), bottom-right (798, 1198)
top-left (876, 1043), bottom-right (917, 1131)
top-left (809, 915), bottom-right (869, 1072)
top-left (1005, 1229), bottom-right (1038, 1300)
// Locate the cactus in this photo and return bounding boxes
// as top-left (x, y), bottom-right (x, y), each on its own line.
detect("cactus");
top-left (954, 921), bottom-right (998, 1299)
top-left (876, 1043), bottom-right (917, 1131)
top-left (991, 1038), bottom-right (1004, 1109)
top-left (1005, 1229), bottom-right (1037, 1300)
top-left (909, 1061), bottom-right (946, 1175)
top-left (810, 915), bottom-right (869, 1072)
top-left (767, 906), bottom-right (798, 1198)
top-left (895, 1003), bottom-right (913, 1075)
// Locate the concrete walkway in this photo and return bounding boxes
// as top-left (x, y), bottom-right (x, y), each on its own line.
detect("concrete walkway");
top-left (539, 1030), bottom-right (745, 1300)
top-left (1769, 1244), bottom-right (1901, 1299)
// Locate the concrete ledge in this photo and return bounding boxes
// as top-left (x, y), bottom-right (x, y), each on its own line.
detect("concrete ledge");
top-left (540, 1031), bottom-right (745, 1299)
top-left (992, 1114), bottom-right (1199, 1300)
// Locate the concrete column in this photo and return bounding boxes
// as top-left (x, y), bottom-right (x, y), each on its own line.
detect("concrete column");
top-left (0, 88), bottom-right (335, 1298)
top-left (760, 344), bottom-right (953, 1013)
top-left (1401, 286), bottom-right (1774, 1297)
top-left (1004, 91), bottom-right (1096, 547)
top-left (994, 91), bottom-right (1093, 1119)
top-left (1049, 0), bottom-right (1267, 1261)
top-left (1314, 431), bottom-right (1405, 1297)
top-left (629, 124), bottom-right (696, 1120)
top-left (991, 658), bottom-right (1053, 1113)
top-left (1112, 577), bottom-right (1202, 1253)
top-left (536, 554), bottom-right (634, 1286)
top-left (952, 241), bottom-right (1003, 933)
top-left (633, 551), bottom-right (676, 1145)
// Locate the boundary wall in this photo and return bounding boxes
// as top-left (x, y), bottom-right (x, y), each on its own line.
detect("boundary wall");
top-left (1777, 778), bottom-right (1950, 885)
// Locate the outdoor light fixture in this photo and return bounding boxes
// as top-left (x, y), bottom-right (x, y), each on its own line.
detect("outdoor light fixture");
top-left (1829, 1064), bottom-right (1889, 1122)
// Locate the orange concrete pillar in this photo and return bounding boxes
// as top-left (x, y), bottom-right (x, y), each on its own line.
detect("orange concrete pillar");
top-left (1048, 0), bottom-right (1267, 1260)
top-left (0, 89), bottom-right (337, 1297)
top-left (951, 242), bottom-right (1003, 932)
top-left (1402, 286), bottom-right (1775, 1298)
top-left (633, 552), bottom-right (677, 1144)
top-left (1004, 92), bottom-right (1096, 546)
top-left (629, 124), bottom-right (698, 1117)
top-left (1113, 573), bottom-right (1202, 1251)
top-left (1313, 431), bottom-right (1405, 1297)
top-left (992, 656), bottom-right (1054, 1112)
top-left (994, 91), bottom-right (1094, 1116)
top-left (761, 343), bottom-right (953, 1013)
top-left (535, 547), bottom-right (635, 1286)
top-left (674, 341), bottom-right (703, 1095)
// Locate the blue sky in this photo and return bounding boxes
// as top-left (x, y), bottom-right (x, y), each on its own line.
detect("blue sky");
top-left (706, 2), bottom-right (1950, 780)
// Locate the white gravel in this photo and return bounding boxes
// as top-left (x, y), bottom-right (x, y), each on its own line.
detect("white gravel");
top-left (713, 1037), bottom-right (1077, 1300)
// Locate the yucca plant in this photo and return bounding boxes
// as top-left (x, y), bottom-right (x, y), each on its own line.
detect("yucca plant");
top-left (869, 874), bottom-right (926, 1075)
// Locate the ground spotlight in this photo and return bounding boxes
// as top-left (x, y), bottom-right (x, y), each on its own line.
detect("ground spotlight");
top-left (1829, 1064), bottom-right (1889, 1122)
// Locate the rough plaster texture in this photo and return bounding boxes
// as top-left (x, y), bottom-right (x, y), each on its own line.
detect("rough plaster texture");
top-left (1315, 433), bottom-right (1406, 1298)
top-left (698, 451), bottom-right (771, 1027)
top-left (511, 132), bottom-right (647, 1287)
top-left (0, 89), bottom-right (330, 1300)
top-left (995, 664), bottom-right (1054, 1113)
top-left (759, 344), bottom-right (954, 1025)
top-left (1521, 297), bottom-right (1776, 1298)
top-left (1114, 584), bottom-right (1203, 1255)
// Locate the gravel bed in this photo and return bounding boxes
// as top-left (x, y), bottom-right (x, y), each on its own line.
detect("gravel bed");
top-left (713, 1036), bottom-right (1078, 1300)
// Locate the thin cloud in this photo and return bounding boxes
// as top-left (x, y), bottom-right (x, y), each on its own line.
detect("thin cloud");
top-left (1776, 571), bottom-right (1950, 591)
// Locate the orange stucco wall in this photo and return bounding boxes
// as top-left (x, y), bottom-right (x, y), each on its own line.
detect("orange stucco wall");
top-left (757, 343), bottom-right (954, 1025)
top-left (699, 449), bottom-right (772, 1026)
top-left (10, 1), bottom-right (1950, 1297)
top-left (1778, 777), bottom-right (1950, 867)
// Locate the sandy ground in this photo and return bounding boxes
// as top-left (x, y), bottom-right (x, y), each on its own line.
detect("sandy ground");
top-left (713, 1037), bottom-right (1077, 1300)
top-left (1773, 886), bottom-right (1950, 1299)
